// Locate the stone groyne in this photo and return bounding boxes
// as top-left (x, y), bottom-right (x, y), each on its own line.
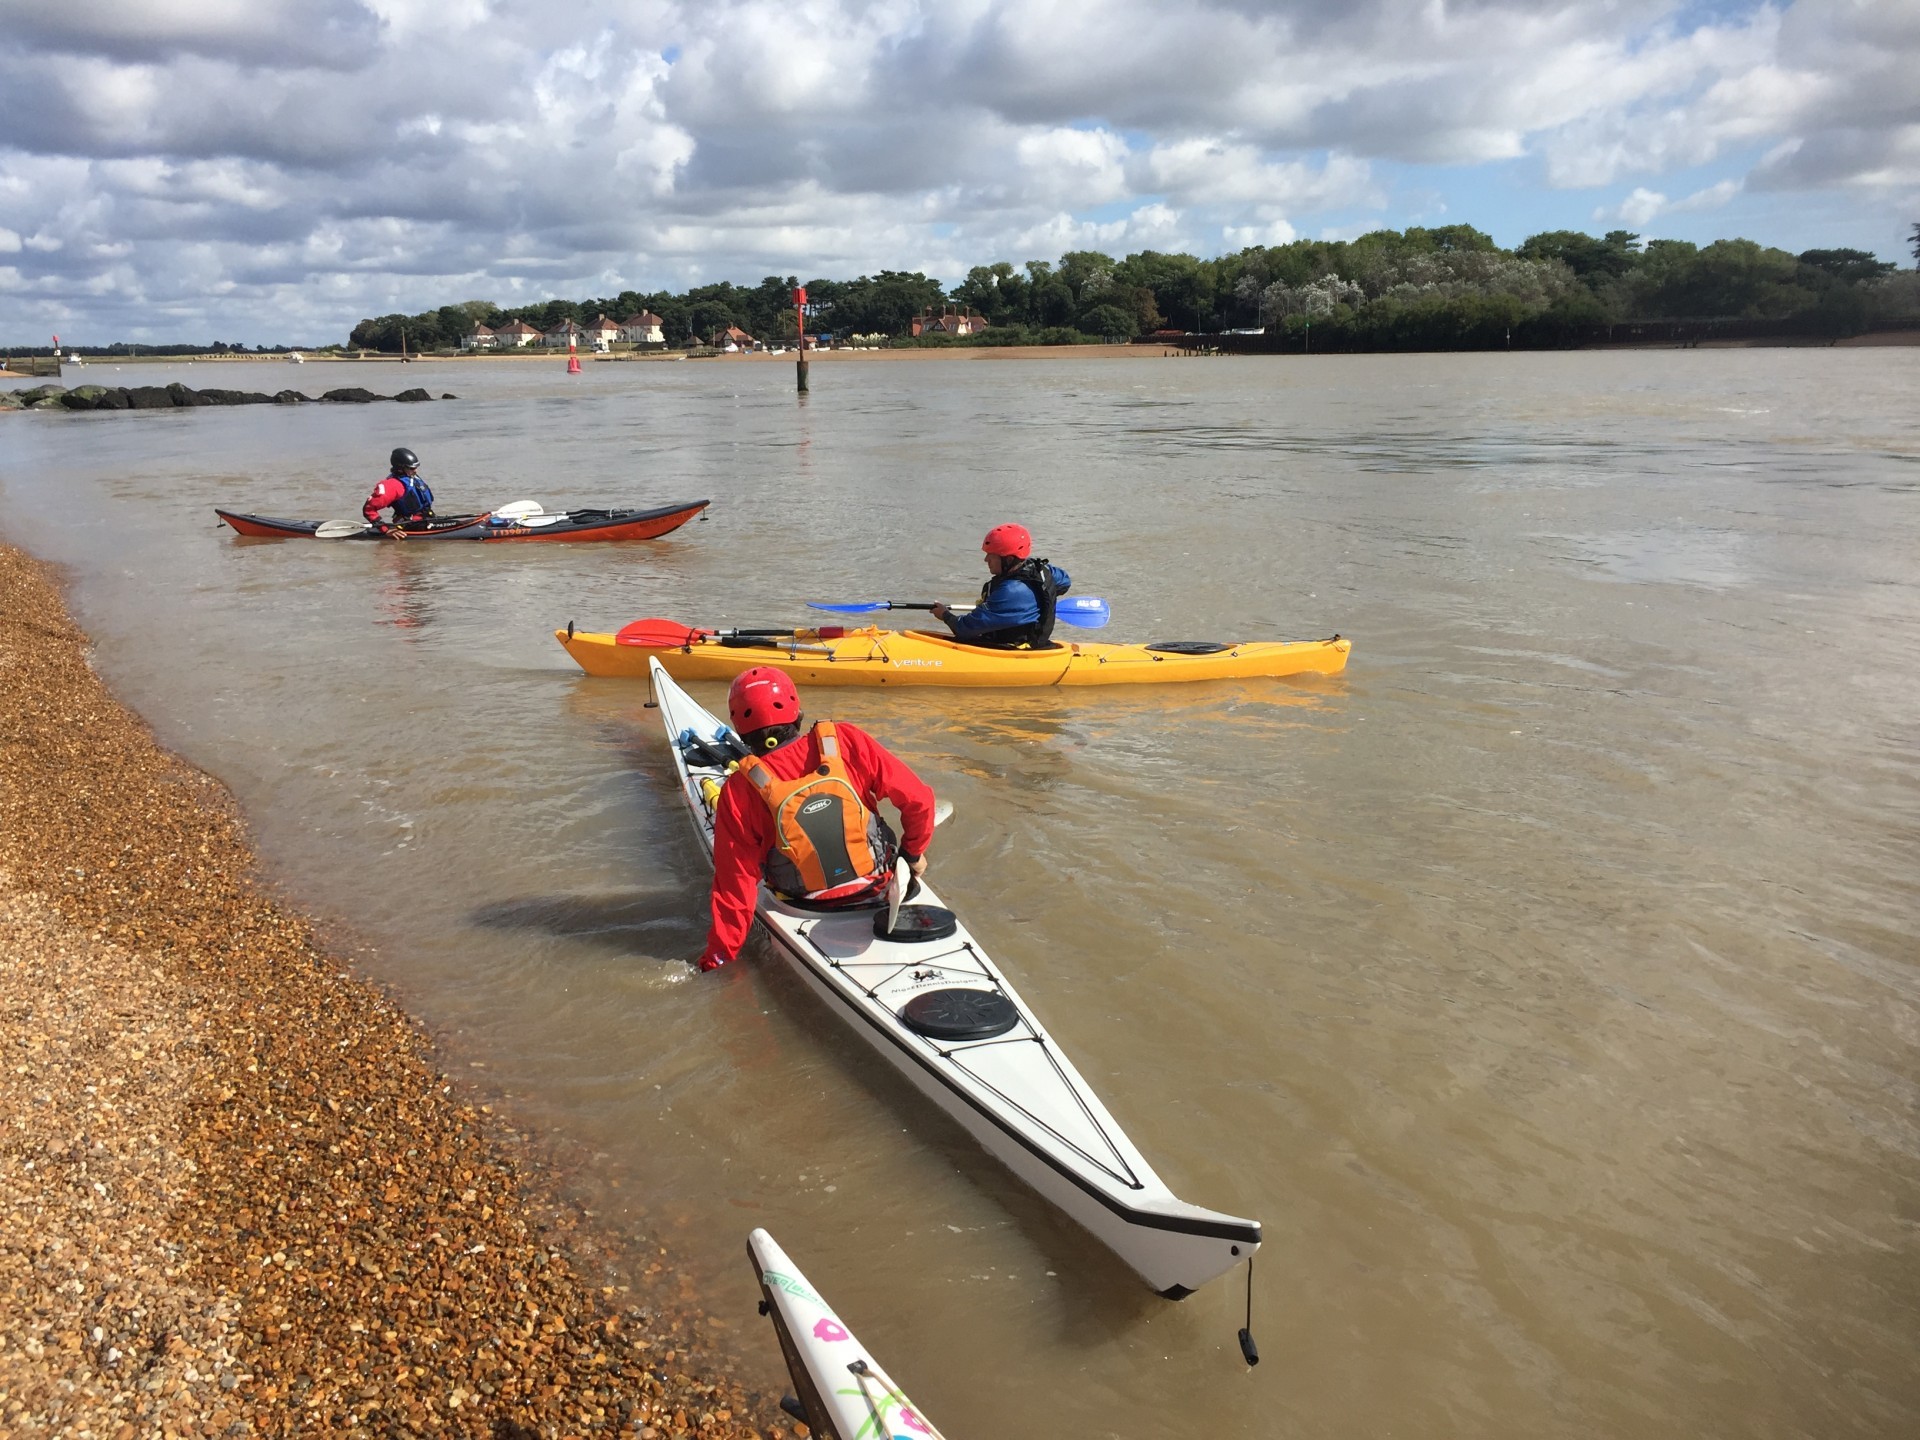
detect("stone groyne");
top-left (1, 383), bottom-right (451, 411)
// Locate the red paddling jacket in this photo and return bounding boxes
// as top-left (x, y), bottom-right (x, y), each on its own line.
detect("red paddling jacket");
top-left (701, 722), bottom-right (935, 968)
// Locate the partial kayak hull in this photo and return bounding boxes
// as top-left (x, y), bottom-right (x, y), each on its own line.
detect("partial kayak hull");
top-left (561, 623), bottom-right (1349, 686)
top-left (216, 499), bottom-right (709, 542)
top-left (651, 658), bottom-right (1260, 1295)
top-left (748, 1229), bottom-right (946, 1440)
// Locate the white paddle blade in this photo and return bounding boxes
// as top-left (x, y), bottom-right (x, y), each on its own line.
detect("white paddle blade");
top-left (933, 798), bottom-right (953, 826)
top-left (515, 512), bottom-right (565, 527)
top-left (315, 520), bottom-right (371, 538)
top-left (885, 857), bottom-right (909, 937)
top-left (491, 499), bottom-right (544, 519)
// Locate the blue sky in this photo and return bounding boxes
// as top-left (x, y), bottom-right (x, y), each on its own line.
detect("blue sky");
top-left (0, 0), bottom-right (1915, 344)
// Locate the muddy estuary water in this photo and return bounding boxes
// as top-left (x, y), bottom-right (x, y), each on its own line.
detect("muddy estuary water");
top-left (3, 349), bottom-right (1916, 1437)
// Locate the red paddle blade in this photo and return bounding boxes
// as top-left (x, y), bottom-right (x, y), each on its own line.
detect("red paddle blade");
top-left (615, 618), bottom-right (707, 647)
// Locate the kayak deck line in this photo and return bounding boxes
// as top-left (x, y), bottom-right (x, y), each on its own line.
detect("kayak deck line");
top-left (647, 657), bottom-right (1262, 1295)
top-left (794, 929), bottom-right (1150, 1193)
top-left (777, 911), bottom-right (1263, 1244)
top-left (758, 865), bottom-right (1264, 1265)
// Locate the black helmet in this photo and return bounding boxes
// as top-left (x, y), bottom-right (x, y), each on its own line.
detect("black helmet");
top-left (390, 447), bottom-right (418, 471)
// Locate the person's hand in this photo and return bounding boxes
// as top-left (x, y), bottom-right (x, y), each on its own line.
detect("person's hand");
top-left (386, 525), bottom-right (409, 540)
top-left (929, 601), bottom-right (949, 620)
top-left (905, 852), bottom-right (928, 878)
top-left (697, 951), bottom-right (731, 973)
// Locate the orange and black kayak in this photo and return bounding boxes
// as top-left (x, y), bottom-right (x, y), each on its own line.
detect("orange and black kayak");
top-left (216, 499), bottom-right (708, 542)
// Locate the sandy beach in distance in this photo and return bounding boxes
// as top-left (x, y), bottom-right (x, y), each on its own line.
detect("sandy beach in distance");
top-left (16, 330), bottom-right (1910, 376)
top-left (0, 543), bottom-right (775, 1437)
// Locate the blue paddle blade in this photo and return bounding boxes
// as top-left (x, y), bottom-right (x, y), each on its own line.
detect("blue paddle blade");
top-left (1055, 597), bottom-right (1110, 628)
top-left (806, 600), bottom-right (891, 614)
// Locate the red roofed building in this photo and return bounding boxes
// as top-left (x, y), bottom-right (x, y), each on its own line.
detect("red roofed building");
top-left (619, 311), bottom-right (666, 345)
top-left (910, 307), bottom-right (988, 337)
top-left (582, 314), bottom-right (622, 350)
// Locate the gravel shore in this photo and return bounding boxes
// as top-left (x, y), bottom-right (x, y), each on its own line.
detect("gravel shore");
top-left (0, 542), bottom-right (776, 1437)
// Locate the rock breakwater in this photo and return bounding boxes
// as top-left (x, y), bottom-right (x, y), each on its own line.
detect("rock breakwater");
top-left (1, 383), bottom-right (449, 410)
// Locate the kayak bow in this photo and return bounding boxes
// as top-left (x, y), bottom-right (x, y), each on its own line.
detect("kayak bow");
top-left (748, 1228), bottom-right (946, 1440)
top-left (651, 657), bottom-right (1260, 1295)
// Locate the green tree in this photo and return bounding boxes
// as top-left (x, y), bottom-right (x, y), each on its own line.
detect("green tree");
top-left (1114, 250), bottom-right (1208, 329)
top-left (1638, 238), bottom-right (1807, 318)
top-left (529, 298), bottom-right (579, 331)
top-left (1797, 249), bottom-right (1895, 285)
top-left (1077, 304), bottom-right (1138, 338)
top-left (1057, 250), bottom-right (1116, 302)
top-left (1404, 224), bottom-right (1498, 254)
top-left (1026, 263), bottom-right (1077, 326)
top-left (818, 271), bottom-right (946, 335)
top-left (434, 305), bottom-right (474, 348)
top-left (1517, 230), bottom-right (1639, 288)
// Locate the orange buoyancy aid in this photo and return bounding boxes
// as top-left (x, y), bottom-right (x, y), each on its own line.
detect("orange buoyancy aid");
top-left (740, 721), bottom-right (891, 899)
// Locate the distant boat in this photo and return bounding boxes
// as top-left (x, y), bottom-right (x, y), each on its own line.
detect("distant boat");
top-left (287, 352), bottom-right (305, 363)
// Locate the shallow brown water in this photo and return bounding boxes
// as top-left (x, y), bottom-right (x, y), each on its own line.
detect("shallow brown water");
top-left (4, 350), bottom-right (1917, 1438)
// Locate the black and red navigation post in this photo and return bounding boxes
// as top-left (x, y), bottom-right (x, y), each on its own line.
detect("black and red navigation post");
top-left (793, 285), bottom-right (809, 394)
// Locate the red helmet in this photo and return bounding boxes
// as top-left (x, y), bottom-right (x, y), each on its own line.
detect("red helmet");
top-left (982, 523), bottom-right (1031, 559)
top-left (728, 667), bottom-right (800, 733)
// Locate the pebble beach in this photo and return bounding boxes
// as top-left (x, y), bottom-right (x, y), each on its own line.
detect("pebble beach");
top-left (0, 541), bottom-right (773, 1437)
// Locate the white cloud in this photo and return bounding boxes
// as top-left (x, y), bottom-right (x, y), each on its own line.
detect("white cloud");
top-left (0, 0), bottom-right (1915, 343)
top-left (1671, 178), bottom-right (1743, 212)
top-left (1223, 218), bottom-right (1300, 248)
top-left (1012, 128), bottom-right (1129, 208)
top-left (1130, 141), bottom-right (1377, 212)
top-left (1598, 186), bottom-right (1670, 227)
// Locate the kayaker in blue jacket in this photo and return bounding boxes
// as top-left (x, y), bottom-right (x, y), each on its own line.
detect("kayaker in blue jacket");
top-left (930, 523), bottom-right (1071, 649)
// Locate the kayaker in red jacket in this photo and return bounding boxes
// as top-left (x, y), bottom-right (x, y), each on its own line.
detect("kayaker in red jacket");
top-left (361, 447), bottom-right (436, 536)
top-left (699, 668), bottom-right (935, 972)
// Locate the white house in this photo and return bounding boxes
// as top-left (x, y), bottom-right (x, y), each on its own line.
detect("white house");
top-left (463, 323), bottom-right (498, 350)
top-left (582, 314), bottom-right (622, 352)
top-left (619, 310), bottom-right (666, 345)
top-left (542, 319), bottom-right (584, 348)
top-left (494, 319), bottom-right (541, 348)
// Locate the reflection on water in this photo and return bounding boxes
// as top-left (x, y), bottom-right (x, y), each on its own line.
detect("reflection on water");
top-left (470, 889), bottom-right (704, 959)
top-left (3, 349), bottom-right (1919, 1438)
top-left (1558, 526), bottom-right (1753, 589)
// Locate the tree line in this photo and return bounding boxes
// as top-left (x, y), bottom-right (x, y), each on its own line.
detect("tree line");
top-left (347, 222), bottom-right (1920, 354)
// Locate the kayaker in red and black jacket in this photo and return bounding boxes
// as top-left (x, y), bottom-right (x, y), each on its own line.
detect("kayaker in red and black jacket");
top-left (930, 523), bottom-right (1072, 648)
top-left (361, 447), bottom-right (436, 536)
top-left (699, 668), bottom-right (936, 973)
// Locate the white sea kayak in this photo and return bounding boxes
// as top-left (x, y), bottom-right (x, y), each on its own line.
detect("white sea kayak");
top-left (649, 657), bottom-right (1260, 1296)
top-left (748, 1228), bottom-right (945, 1440)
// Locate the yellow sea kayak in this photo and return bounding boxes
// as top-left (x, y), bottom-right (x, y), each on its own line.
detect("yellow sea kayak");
top-left (555, 623), bottom-right (1350, 687)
